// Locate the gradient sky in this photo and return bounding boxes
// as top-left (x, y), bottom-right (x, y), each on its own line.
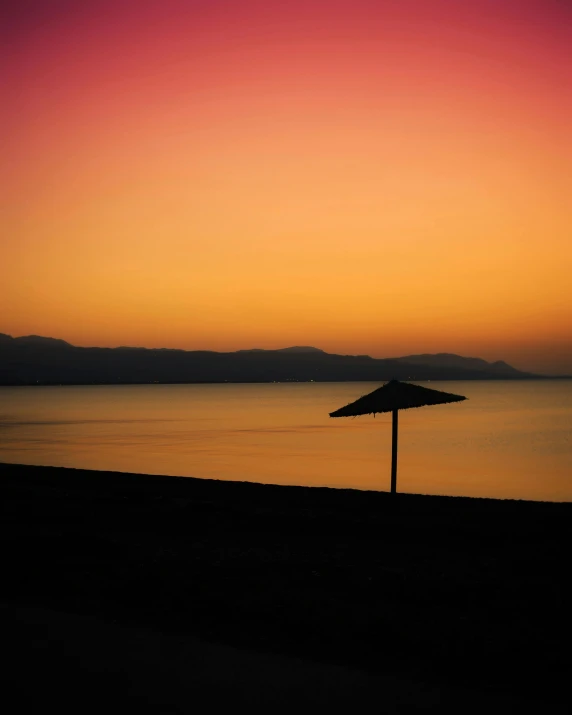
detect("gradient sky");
top-left (3, 0), bottom-right (571, 373)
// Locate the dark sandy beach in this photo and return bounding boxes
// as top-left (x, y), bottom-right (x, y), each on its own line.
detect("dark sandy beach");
top-left (1, 462), bottom-right (570, 712)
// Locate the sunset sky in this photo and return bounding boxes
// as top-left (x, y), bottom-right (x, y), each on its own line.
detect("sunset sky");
top-left (3, 0), bottom-right (571, 374)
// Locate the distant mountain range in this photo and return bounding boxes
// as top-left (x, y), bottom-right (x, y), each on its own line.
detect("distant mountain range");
top-left (0, 333), bottom-right (548, 385)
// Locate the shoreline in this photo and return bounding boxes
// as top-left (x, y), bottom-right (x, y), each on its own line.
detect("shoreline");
top-left (2, 462), bottom-right (571, 708)
top-left (1, 459), bottom-right (570, 504)
top-left (2, 375), bottom-right (569, 387)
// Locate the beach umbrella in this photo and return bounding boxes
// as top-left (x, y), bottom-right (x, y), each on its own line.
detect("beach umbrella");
top-left (329, 380), bottom-right (466, 494)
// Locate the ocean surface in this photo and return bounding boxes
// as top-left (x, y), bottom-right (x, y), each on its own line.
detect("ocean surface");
top-left (1, 381), bottom-right (571, 501)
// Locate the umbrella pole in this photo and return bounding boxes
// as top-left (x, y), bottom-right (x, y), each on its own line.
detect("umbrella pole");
top-left (391, 409), bottom-right (398, 494)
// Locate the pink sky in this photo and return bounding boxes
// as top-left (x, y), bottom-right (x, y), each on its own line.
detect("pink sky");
top-left (3, 1), bottom-right (571, 373)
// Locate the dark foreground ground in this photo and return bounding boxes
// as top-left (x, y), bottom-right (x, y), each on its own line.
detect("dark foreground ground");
top-left (1, 462), bottom-right (571, 713)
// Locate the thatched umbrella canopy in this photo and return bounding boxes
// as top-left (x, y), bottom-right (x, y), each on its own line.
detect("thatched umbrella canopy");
top-left (330, 380), bottom-right (466, 494)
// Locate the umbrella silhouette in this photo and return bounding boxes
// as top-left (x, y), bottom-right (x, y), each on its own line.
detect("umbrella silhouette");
top-left (329, 380), bottom-right (467, 494)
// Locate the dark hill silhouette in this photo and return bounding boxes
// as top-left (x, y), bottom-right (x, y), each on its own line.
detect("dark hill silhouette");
top-left (237, 346), bottom-right (325, 354)
top-left (0, 334), bottom-right (542, 385)
top-left (393, 353), bottom-right (523, 376)
top-left (276, 346), bottom-right (326, 354)
top-left (0, 333), bottom-right (72, 348)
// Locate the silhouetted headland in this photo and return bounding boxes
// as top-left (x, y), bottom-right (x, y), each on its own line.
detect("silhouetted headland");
top-left (1, 462), bottom-right (570, 710)
top-left (0, 333), bottom-right (550, 384)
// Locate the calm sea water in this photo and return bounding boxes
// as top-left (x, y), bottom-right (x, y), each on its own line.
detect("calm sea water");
top-left (1, 381), bottom-right (571, 501)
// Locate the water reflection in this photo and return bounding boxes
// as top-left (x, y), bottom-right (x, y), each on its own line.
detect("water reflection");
top-left (1, 381), bottom-right (571, 501)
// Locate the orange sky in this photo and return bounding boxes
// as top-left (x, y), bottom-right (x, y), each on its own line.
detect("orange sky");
top-left (2, 1), bottom-right (571, 374)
